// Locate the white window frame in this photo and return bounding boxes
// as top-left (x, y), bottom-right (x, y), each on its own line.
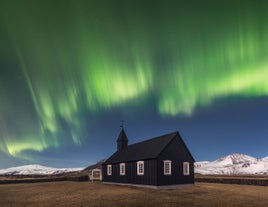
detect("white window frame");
top-left (137, 161), bottom-right (144, 175)
top-left (107, 164), bottom-right (112, 175)
top-left (163, 160), bottom-right (172, 175)
top-left (183, 162), bottom-right (190, 175)
top-left (120, 163), bottom-right (125, 175)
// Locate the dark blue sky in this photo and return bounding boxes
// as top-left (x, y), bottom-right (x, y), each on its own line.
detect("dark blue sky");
top-left (0, 0), bottom-right (268, 168)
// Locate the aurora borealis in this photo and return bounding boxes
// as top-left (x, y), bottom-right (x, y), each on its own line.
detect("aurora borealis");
top-left (1, 0), bottom-right (268, 168)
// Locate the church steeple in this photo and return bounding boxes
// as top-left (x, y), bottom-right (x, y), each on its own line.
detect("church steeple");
top-left (117, 128), bottom-right (128, 151)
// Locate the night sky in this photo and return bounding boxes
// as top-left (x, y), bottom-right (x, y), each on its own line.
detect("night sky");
top-left (0, 0), bottom-right (268, 168)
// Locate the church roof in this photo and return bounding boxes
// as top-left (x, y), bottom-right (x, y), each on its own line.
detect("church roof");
top-left (117, 129), bottom-right (128, 142)
top-left (104, 131), bottom-right (192, 164)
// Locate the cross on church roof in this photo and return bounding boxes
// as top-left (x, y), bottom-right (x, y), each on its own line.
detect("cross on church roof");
top-left (120, 120), bottom-right (124, 129)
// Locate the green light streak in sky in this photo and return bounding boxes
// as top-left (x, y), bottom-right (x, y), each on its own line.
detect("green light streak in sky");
top-left (0, 0), bottom-right (268, 161)
top-left (83, 53), bottom-right (153, 108)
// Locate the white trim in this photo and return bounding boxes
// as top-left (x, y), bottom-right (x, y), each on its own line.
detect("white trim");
top-left (183, 162), bottom-right (190, 175)
top-left (163, 160), bottom-right (172, 175)
top-left (120, 163), bottom-right (125, 175)
top-left (137, 161), bottom-right (144, 175)
top-left (89, 168), bottom-right (102, 181)
top-left (103, 182), bottom-right (194, 189)
top-left (107, 164), bottom-right (112, 175)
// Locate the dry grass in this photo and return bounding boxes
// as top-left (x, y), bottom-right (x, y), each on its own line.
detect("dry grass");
top-left (0, 181), bottom-right (267, 207)
top-left (195, 174), bottom-right (268, 180)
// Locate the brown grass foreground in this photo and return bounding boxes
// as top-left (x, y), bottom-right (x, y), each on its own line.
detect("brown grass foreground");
top-left (0, 181), bottom-right (267, 207)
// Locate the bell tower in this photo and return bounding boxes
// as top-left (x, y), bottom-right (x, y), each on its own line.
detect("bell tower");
top-left (117, 122), bottom-right (128, 151)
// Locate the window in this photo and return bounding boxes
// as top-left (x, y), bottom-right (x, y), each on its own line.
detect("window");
top-left (107, 164), bottom-right (112, 175)
top-left (163, 160), bottom-right (172, 175)
top-left (120, 163), bottom-right (125, 175)
top-left (183, 162), bottom-right (190, 175)
top-left (137, 161), bottom-right (144, 175)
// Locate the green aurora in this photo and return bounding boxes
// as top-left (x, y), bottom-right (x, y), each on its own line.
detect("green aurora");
top-left (0, 0), bottom-right (268, 162)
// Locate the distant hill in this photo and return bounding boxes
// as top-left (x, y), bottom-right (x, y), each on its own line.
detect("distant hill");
top-left (0, 159), bottom-right (105, 176)
top-left (0, 164), bottom-right (83, 176)
top-left (1, 154), bottom-right (267, 176)
top-left (195, 154), bottom-right (268, 175)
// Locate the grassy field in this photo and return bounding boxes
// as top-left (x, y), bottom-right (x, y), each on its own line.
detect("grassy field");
top-left (0, 181), bottom-right (268, 207)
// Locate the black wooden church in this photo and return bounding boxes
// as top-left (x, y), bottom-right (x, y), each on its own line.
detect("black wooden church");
top-left (102, 129), bottom-right (195, 189)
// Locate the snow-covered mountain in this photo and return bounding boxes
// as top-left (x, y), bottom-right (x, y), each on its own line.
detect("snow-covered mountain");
top-left (261, 157), bottom-right (268, 162)
top-left (1, 154), bottom-right (267, 176)
top-left (195, 154), bottom-right (268, 175)
top-left (0, 164), bottom-right (83, 175)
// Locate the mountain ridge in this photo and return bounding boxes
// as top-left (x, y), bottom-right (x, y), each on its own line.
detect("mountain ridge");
top-left (1, 153), bottom-right (267, 175)
top-left (0, 164), bottom-right (83, 175)
top-left (195, 153), bottom-right (268, 175)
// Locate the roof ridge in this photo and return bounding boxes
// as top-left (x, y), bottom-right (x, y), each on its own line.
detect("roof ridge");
top-left (127, 131), bottom-right (178, 147)
top-left (104, 131), bottom-right (181, 164)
